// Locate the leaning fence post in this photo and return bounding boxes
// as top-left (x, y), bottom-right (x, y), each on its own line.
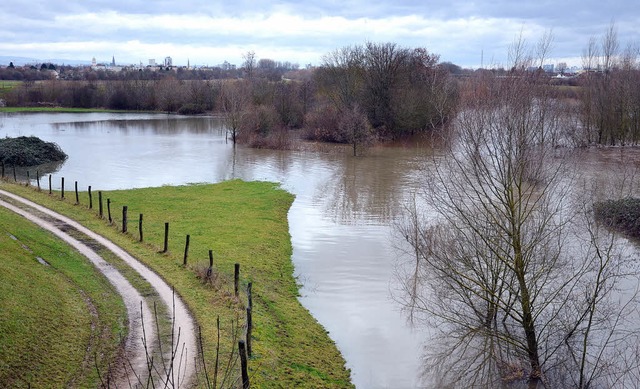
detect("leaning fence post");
top-left (75, 181), bottom-right (79, 204)
top-left (139, 214), bottom-right (143, 242)
top-left (88, 186), bottom-right (93, 209)
top-left (61, 177), bottom-right (65, 199)
top-left (48, 174), bottom-right (52, 195)
top-left (234, 263), bottom-right (240, 297)
top-left (183, 235), bottom-right (190, 266)
top-left (163, 222), bottom-right (169, 253)
top-left (122, 206), bottom-right (128, 233)
top-left (247, 282), bottom-right (253, 311)
top-left (13, 166), bottom-right (16, 182)
top-left (239, 340), bottom-right (250, 389)
top-left (107, 198), bottom-right (112, 223)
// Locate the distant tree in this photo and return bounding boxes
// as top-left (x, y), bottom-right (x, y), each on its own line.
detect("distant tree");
top-left (315, 42), bottom-right (457, 140)
top-left (8, 62), bottom-right (14, 68)
top-left (48, 64), bottom-right (56, 70)
top-left (40, 63), bottom-right (48, 70)
top-left (339, 105), bottom-right (375, 156)
top-left (242, 51), bottom-right (256, 79)
top-left (154, 77), bottom-right (184, 113)
top-left (220, 80), bottom-right (250, 143)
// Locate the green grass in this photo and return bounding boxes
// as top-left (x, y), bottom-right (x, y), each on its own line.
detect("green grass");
top-left (0, 206), bottom-right (126, 388)
top-left (1, 180), bottom-right (354, 388)
top-left (0, 107), bottom-right (143, 113)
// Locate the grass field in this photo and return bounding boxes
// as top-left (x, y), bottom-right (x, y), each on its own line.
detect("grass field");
top-left (0, 179), bottom-right (354, 388)
top-left (0, 205), bottom-right (126, 388)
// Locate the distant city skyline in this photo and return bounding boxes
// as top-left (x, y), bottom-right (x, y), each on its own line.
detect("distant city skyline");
top-left (1, 1), bottom-right (638, 69)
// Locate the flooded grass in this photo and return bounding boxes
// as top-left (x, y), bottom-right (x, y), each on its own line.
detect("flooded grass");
top-left (0, 179), bottom-right (354, 388)
top-left (0, 206), bottom-right (126, 388)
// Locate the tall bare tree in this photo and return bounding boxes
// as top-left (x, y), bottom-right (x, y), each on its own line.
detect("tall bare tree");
top-left (396, 66), bottom-right (640, 387)
top-left (220, 80), bottom-right (250, 144)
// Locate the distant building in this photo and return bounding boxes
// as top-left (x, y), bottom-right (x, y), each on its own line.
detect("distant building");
top-left (149, 59), bottom-right (156, 66)
top-left (542, 64), bottom-right (554, 73)
top-left (91, 57), bottom-right (96, 67)
top-left (164, 56), bottom-right (172, 67)
top-left (219, 61), bottom-right (236, 70)
top-left (112, 56), bottom-right (116, 66)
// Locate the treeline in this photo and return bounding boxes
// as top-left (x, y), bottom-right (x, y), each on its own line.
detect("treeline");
top-left (3, 43), bottom-right (460, 153)
top-left (579, 64), bottom-right (640, 146)
top-left (5, 37), bottom-right (640, 149)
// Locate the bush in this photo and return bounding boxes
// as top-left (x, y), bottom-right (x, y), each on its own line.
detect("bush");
top-left (594, 197), bottom-right (640, 238)
top-left (0, 136), bottom-right (67, 167)
top-left (302, 106), bottom-right (343, 142)
top-left (177, 103), bottom-right (205, 115)
top-left (239, 105), bottom-right (282, 139)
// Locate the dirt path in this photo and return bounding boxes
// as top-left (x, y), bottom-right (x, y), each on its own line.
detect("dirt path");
top-left (0, 189), bottom-right (197, 388)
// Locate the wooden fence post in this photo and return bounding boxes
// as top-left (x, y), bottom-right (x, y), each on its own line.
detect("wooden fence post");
top-left (13, 166), bottom-right (16, 182)
top-left (239, 340), bottom-right (250, 389)
top-left (247, 282), bottom-right (253, 311)
top-left (75, 181), bottom-right (79, 204)
top-left (122, 206), bottom-right (128, 233)
top-left (107, 198), bottom-right (112, 223)
top-left (98, 191), bottom-right (103, 218)
top-left (26, 171), bottom-right (30, 186)
top-left (246, 307), bottom-right (253, 357)
top-left (207, 250), bottom-right (214, 279)
top-left (36, 171), bottom-right (40, 190)
top-left (163, 222), bottom-right (169, 253)
top-left (234, 263), bottom-right (240, 297)
top-left (88, 186), bottom-right (93, 209)
top-left (61, 177), bottom-right (65, 199)
top-left (183, 235), bottom-right (190, 266)
top-left (139, 214), bottom-right (143, 242)
top-left (48, 174), bottom-right (52, 195)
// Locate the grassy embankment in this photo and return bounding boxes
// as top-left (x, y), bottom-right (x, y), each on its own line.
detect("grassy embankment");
top-left (0, 205), bottom-right (126, 388)
top-left (0, 179), bottom-right (353, 388)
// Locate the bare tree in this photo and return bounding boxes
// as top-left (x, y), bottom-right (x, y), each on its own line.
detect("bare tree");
top-left (242, 51), bottom-right (256, 80)
top-left (396, 66), bottom-right (640, 387)
top-left (220, 80), bottom-right (250, 144)
top-left (601, 22), bottom-right (619, 73)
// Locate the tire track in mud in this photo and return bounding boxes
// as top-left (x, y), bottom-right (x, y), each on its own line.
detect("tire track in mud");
top-left (0, 189), bottom-right (197, 387)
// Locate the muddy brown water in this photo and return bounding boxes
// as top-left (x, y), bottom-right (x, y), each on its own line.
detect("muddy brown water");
top-left (2, 112), bottom-right (638, 388)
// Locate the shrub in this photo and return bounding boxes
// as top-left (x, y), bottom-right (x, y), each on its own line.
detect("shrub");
top-left (302, 105), bottom-right (343, 142)
top-left (594, 197), bottom-right (640, 238)
top-left (0, 136), bottom-right (67, 167)
top-left (177, 103), bottom-right (205, 115)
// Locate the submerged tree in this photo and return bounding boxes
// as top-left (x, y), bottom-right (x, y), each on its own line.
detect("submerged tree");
top-left (396, 67), bottom-right (640, 387)
top-left (220, 80), bottom-right (250, 144)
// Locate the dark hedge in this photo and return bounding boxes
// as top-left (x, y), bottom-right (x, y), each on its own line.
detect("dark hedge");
top-left (594, 197), bottom-right (640, 239)
top-left (0, 136), bottom-right (67, 167)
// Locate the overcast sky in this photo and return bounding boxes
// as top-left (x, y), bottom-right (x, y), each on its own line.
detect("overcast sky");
top-left (1, 1), bottom-right (637, 68)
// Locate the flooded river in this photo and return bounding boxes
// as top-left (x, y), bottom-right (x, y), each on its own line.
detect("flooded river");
top-left (1, 112), bottom-right (430, 388)
top-left (3, 112), bottom-right (637, 388)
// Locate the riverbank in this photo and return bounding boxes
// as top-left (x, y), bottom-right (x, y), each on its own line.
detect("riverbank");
top-left (0, 179), bottom-right (354, 388)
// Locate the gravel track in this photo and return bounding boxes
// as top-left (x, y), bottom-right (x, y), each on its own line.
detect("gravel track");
top-left (0, 189), bottom-right (197, 387)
